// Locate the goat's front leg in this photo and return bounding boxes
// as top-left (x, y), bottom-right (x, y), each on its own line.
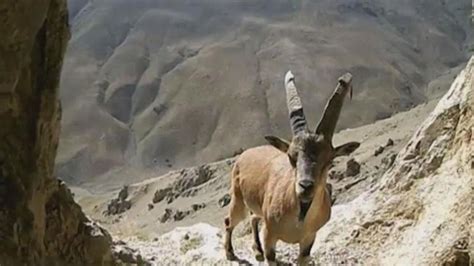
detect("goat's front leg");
top-left (298, 234), bottom-right (315, 265)
top-left (262, 223), bottom-right (277, 266)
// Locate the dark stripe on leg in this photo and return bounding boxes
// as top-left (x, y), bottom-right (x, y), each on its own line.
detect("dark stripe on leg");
top-left (253, 220), bottom-right (263, 253)
top-left (301, 240), bottom-right (314, 257)
top-left (265, 248), bottom-right (276, 262)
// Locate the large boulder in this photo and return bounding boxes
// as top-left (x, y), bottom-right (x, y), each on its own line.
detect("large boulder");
top-left (313, 56), bottom-right (473, 265)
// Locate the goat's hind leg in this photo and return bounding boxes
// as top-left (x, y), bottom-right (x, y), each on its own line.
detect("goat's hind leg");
top-left (262, 223), bottom-right (277, 266)
top-left (224, 187), bottom-right (246, 260)
top-left (251, 215), bottom-right (264, 261)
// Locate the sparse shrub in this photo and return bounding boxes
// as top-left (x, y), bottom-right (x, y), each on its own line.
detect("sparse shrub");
top-left (160, 208), bottom-right (173, 223)
top-left (180, 235), bottom-right (203, 254)
top-left (104, 186), bottom-right (131, 216)
top-left (152, 187), bottom-right (172, 204)
top-left (374, 146), bottom-right (385, 156)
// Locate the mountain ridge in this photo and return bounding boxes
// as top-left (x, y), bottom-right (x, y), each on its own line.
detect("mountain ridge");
top-left (58, 0), bottom-right (471, 187)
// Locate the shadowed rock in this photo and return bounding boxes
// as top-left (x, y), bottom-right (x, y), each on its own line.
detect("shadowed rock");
top-left (374, 146), bottom-right (385, 156)
top-left (0, 0), bottom-right (116, 264)
top-left (346, 158), bottom-right (361, 177)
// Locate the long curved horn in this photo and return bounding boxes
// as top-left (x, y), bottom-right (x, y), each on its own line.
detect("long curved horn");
top-left (285, 71), bottom-right (307, 135)
top-left (315, 72), bottom-right (353, 140)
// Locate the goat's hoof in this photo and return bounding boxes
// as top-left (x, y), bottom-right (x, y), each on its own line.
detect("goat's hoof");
top-left (226, 251), bottom-right (237, 261)
top-left (254, 252), bottom-right (264, 262)
top-left (297, 256), bottom-right (312, 265)
top-left (252, 244), bottom-right (264, 261)
top-left (266, 260), bottom-right (277, 266)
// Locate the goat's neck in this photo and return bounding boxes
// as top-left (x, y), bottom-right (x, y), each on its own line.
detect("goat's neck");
top-left (285, 165), bottom-right (329, 209)
top-left (313, 183), bottom-right (327, 203)
top-left (313, 176), bottom-right (329, 206)
top-left (291, 176), bottom-right (328, 221)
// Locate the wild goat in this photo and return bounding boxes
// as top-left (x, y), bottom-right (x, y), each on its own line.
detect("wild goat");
top-left (224, 71), bottom-right (360, 265)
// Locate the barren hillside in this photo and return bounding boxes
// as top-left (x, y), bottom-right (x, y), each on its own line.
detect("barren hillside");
top-left (75, 55), bottom-right (473, 266)
top-left (58, 0), bottom-right (471, 187)
top-left (74, 97), bottom-right (436, 235)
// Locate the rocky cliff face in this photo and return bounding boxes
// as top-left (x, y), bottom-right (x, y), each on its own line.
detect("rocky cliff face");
top-left (0, 0), bottom-right (114, 264)
top-left (309, 55), bottom-right (472, 265)
top-left (104, 56), bottom-right (473, 265)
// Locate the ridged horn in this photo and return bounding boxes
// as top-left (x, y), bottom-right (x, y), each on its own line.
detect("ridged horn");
top-left (315, 72), bottom-right (353, 140)
top-left (284, 71), bottom-right (307, 135)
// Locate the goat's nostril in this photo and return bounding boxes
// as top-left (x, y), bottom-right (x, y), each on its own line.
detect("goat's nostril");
top-left (298, 180), bottom-right (314, 190)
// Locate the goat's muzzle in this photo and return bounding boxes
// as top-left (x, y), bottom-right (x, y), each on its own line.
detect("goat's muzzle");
top-left (297, 179), bottom-right (315, 202)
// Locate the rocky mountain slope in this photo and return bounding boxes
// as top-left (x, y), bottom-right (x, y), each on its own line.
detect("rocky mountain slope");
top-left (0, 0), bottom-right (117, 264)
top-left (58, 0), bottom-right (471, 187)
top-left (76, 56), bottom-right (473, 265)
top-left (75, 96), bottom-right (438, 235)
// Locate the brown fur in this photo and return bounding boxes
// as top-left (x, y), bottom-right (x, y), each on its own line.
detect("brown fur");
top-left (224, 145), bottom-right (332, 264)
top-left (224, 71), bottom-right (359, 265)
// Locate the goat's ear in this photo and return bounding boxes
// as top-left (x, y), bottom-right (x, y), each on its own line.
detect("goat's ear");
top-left (334, 141), bottom-right (360, 157)
top-left (264, 135), bottom-right (290, 153)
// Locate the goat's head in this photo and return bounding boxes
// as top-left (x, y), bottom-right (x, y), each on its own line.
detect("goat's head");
top-left (265, 71), bottom-right (360, 202)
